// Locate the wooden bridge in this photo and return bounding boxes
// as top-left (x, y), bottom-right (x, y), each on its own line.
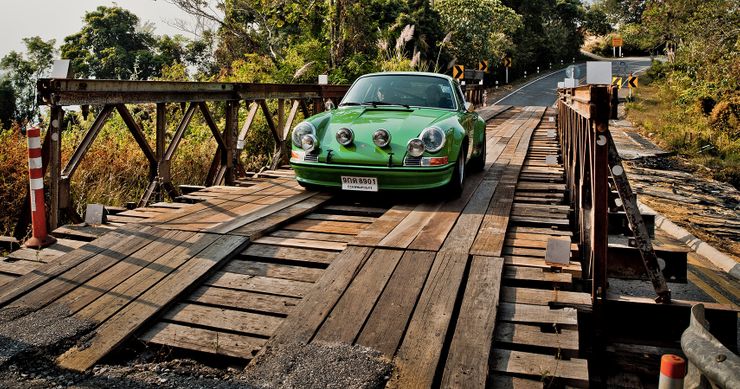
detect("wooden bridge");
top-left (0, 81), bottom-right (736, 388)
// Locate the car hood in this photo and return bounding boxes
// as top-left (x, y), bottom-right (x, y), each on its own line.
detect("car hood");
top-left (315, 106), bottom-right (456, 166)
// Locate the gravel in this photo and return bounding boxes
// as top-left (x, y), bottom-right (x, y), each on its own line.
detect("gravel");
top-left (0, 304), bottom-right (94, 367)
top-left (243, 342), bottom-right (393, 389)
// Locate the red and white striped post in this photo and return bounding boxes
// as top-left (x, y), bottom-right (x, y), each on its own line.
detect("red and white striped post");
top-left (24, 126), bottom-right (57, 249)
top-left (658, 354), bottom-right (686, 389)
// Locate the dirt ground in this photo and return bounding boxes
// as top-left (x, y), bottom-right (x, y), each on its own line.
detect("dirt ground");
top-left (0, 337), bottom-right (392, 389)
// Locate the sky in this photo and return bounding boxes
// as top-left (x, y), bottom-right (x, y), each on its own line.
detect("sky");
top-left (0, 0), bottom-right (204, 58)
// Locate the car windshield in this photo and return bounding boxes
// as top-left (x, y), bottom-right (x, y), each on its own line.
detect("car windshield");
top-left (340, 74), bottom-right (457, 110)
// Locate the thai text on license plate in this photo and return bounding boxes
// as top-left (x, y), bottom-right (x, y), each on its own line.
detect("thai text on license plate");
top-left (340, 176), bottom-right (378, 192)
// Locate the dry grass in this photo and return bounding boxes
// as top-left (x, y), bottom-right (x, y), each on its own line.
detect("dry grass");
top-left (625, 83), bottom-right (740, 189)
top-left (0, 103), bottom-right (276, 237)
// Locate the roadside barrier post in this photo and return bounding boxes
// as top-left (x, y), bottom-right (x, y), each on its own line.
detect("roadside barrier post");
top-left (24, 126), bottom-right (57, 249)
top-left (658, 354), bottom-right (686, 389)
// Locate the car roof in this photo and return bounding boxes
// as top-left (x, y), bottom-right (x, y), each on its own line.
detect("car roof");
top-left (358, 71), bottom-right (455, 83)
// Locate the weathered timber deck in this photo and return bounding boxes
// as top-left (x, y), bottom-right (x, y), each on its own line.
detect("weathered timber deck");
top-left (0, 104), bottom-right (591, 386)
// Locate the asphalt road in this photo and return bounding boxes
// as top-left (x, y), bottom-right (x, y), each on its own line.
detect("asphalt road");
top-left (494, 57), bottom-right (652, 107)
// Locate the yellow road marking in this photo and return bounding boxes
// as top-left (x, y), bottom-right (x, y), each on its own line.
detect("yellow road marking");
top-left (687, 270), bottom-right (737, 308)
top-left (687, 255), bottom-right (740, 300)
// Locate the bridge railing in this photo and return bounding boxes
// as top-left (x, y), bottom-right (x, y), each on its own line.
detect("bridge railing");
top-left (557, 85), bottom-right (611, 301)
top-left (17, 79), bottom-right (347, 235)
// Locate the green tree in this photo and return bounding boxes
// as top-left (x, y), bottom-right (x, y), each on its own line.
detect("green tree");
top-left (583, 7), bottom-right (612, 36)
top-left (61, 6), bottom-right (187, 80)
top-left (434, 0), bottom-right (521, 68)
top-left (0, 36), bottom-right (56, 123)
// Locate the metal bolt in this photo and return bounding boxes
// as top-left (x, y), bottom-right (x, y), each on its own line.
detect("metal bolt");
top-left (716, 354), bottom-right (727, 362)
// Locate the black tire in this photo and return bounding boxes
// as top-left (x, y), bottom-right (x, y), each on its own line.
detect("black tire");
top-left (446, 148), bottom-right (466, 198)
top-left (469, 138), bottom-right (486, 172)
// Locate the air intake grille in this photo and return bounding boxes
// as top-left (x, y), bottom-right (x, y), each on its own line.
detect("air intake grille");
top-left (404, 156), bottom-right (422, 166)
top-left (304, 154), bottom-right (319, 162)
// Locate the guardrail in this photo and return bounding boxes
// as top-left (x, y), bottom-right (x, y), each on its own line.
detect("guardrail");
top-left (557, 85), bottom-right (611, 301)
top-left (15, 79), bottom-right (348, 237)
top-left (681, 304), bottom-right (740, 389)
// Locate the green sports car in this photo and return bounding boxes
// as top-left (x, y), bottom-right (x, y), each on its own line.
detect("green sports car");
top-left (290, 71), bottom-right (486, 196)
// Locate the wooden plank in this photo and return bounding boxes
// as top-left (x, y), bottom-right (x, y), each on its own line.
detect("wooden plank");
top-left (265, 246), bottom-right (374, 346)
top-left (205, 272), bottom-right (313, 298)
top-left (57, 234), bottom-right (249, 372)
top-left (504, 256), bottom-right (582, 278)
top-left (65, 231), bottom-right (215, 322)
top-left (252, 236), bottom-right (346, 252)
top-left (282, 219), bottom-right (367, 235)
top-left (51, 224), bottom-right (115, 241)
top-left (186, 286), bottom-right (299, 316)
top-left (303, 213), bottom-right (376, 224)
top-left (491, 349), bottom-right (588, 385)
top-left (241, 244), bottom-right (336, 265)
top-left (498, 302), bottom-right (578, 326)
top-left (0, 259), bottom-right (41, 276)
top-left (350, 205), bottom-right (415, 246)
top-left (441, 256), bottom-right (504, 388)
top-left (503, 266), bottom-right (572, 286)
top-left (494, 322), bottom-right (579, 353)
top-left (393, 123), bottom-right (522, 386)
top-left (0, 273), bottom-right (17, 287)
top-left (500, 287), bottom-right (591, 308)
top-left (508, 226), bottom-right (572, 236)
top-left (313, 249), bottom-right (404, 343)
top-left (0, 226), bottom-right (155, 309)
top-left (140, 321), bottom-right (266, 359)
top-left (50, 230), bottom-right (195, 315)
top-left (223, 259), bottom-right (323, 283)
top-left (161, 303), bottom-right (283, 337)
top-left (269, 230), bottom-right (353, 243)
top-left (209, 190), bottom-right (323, 234)
top-left (228, 193), bottom-right (333, 239)
top-left (355, 250), bottom-right (435, 356)
top-left (377, 202), bottom-right (443, 249)
top-left (488, 375), bottom-right (544, 389)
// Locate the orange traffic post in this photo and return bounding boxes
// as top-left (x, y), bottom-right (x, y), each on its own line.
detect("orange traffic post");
top-left (658, 354), bottom-right (686, 389)
top-left (23, 126), bottom-right (57, 249)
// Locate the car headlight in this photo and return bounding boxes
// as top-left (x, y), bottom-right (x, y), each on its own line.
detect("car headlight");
top-left (336, 127), bottom-right (354, 146)
top-left (407, 138), bottom-right (425, 157)
top-left (420, 126), bottom-right (446, 153)
top-left (292, 122), bottom-right (316, 147)
top-left (373, 129), bottom-right (391, 148)
top-left (301, 134), bottom-right (318, 152)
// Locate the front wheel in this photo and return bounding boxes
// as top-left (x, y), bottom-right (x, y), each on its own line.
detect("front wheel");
top-left (446, 148), bottom-right (466, 198)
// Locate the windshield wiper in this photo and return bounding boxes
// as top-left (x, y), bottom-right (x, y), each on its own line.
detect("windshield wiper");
top-left (361, 101), bottom-right (411, 109)
top-left (339, 101), bottom-right (362, 106)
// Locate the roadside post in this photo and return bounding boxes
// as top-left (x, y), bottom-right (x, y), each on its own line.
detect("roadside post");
top-left (502, 56), bottom-right (512, 84)
top-left (24, 126), bottom-right (57, 249)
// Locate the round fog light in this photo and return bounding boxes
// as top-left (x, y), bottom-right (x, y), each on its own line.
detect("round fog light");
top-left (336, 128), bottom-right (354, 146)
top-left (407, 138), bottom-right (425, 157)
top-left (373, 129), bottom-right (391, 147)
top-left (301, 134), bottom-right (318, 152)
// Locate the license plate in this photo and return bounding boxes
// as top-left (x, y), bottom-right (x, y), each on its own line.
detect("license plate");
top-left (341, 176), bottom-right (378, 192)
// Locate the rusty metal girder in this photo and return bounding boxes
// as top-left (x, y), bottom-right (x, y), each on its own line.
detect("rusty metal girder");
top-left (37, 79), bottom-right (348, 106)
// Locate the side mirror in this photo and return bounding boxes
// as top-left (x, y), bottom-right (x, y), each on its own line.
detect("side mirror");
top-left (464, 102), bottom-right (474, 112)
top-left (325, 100), bottom-right (336, 111)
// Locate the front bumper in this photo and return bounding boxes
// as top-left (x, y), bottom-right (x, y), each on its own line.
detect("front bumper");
top-left (290, 160), bottom-right (455, 190)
